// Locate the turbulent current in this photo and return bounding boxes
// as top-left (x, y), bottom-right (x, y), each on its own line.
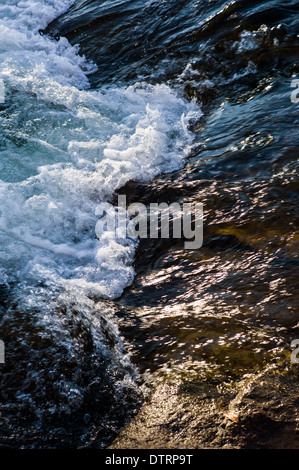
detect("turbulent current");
top-left (0, 0), bottom-right (298, 449)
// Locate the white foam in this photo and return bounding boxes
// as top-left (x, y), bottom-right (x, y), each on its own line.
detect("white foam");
top-left (233, 26), bottom-right (269, 53)
top-left (0, 0), bottom-right (202, 306)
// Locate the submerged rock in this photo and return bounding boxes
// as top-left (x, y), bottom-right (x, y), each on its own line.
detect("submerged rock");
top-left (110, 366), bottom-right (299, 449)
top-left (0, 295), bottom-right (142, 449)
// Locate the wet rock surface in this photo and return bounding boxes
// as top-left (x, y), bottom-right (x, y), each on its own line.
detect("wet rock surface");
top-left (110, 366), bottom-right (299, 449)
top-left (0, 291), bottom-right (142, 449)
top-left (109, 169), bottom-right (299, 449)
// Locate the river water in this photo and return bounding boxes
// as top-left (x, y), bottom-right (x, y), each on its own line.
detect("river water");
top-left (0, 0), bottom-right (298, 448)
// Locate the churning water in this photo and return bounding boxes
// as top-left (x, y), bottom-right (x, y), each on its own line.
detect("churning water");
top-left (0, 0), bottom-right (298, 448)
